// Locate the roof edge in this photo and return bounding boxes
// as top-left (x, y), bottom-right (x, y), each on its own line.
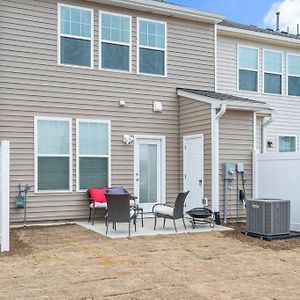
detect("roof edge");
top-left (217, 24), bottom-right (300, 46)
top-left (177, 89), bottom-right (273, 112)
top-left (87, 0), bottom-right (224, 24)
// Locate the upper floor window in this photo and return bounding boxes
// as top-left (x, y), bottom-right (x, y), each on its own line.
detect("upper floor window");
top-left (288, 54), bottom-right (300, 96)
top-left (238, 46), bottom-right (258, 92)
top-left (278, 135), bottom-right (297, 152)
top-left (35, 117), bottom-right (72, 192)
top-left (264, 50), bottom-right (282, 95)
top-left (77, 120), bottom-right (110, 191)
top-left (59, 4), bottom-right (93, 68)
top-left (138, 18), bottom-right (167, 76)
top-left (100, 12), bottom-right (131, 72)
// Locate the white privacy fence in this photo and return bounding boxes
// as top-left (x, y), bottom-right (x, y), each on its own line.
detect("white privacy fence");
top-left (253, 151), bottom-right (300, 231)
top-left (0, 141), bottom-right (10, 252)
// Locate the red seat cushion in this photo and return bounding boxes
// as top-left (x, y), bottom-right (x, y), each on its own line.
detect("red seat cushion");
top-left (89, 188), bottom-right (107, 203)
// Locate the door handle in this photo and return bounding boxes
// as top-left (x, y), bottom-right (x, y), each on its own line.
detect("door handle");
top-left (199, 179), bottom-right (202, 186)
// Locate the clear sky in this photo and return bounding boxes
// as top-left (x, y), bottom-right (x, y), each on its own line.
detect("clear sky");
top-left (170, 0), bottom-right (300, 33)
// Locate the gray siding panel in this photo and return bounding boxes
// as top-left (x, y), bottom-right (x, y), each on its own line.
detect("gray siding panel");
top-left (0, 0), bottom-right (215, 222)
top-left (179, 98), bottom-right (212, 207)
top-left (219, 110), bottom-right (254, 219)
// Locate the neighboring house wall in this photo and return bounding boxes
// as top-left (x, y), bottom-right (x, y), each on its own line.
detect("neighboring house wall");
top-left (219, 110), bottom-right (254, 218)
top-left (217, 33), bottom-right (300, 153)
top-left (0, 0), bottom-right (216, 222)
top-left (179, 97), bottom-right (212, 206)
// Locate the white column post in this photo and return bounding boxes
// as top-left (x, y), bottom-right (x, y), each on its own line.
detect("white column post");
top-left (0, 141), bottom-right (10, 252)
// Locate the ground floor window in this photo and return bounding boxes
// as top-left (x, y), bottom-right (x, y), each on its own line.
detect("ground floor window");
top-left (278, 135), bottom-right (297, 152)
top-left (76, 120), bottom-right (110, 191)
top-left (35, 117), bottom-right (72, 192)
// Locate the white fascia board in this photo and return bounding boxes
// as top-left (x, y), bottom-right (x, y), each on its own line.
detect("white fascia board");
top-left (178, 90), bottom-right (271, 112)
top-left (217, 25), bottom-right (300, 47)
top-left (88, 0), bottom-right (224, 24)
top-left (177, 90), bottom-right (220, 106)
top-left (220, 101), bottom-right (272, 112)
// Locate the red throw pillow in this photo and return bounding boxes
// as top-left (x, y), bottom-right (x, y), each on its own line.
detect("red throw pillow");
top-left (89, 188), bottom-right (107, 203)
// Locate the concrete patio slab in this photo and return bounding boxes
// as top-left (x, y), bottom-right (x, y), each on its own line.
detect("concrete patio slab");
top-left (76, 216), bottom-right (231, 238)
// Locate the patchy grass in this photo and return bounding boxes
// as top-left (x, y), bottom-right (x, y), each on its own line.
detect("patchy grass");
top-left (0, 224), bottom-right (299, 299)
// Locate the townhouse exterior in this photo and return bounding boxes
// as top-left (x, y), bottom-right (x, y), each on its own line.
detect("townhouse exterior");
top-left (1, 0), bottom-right (286, 225)
top-left (217, 20), bottom-right (300, 154)
top-left (1, 0), bottom-right (224, 223)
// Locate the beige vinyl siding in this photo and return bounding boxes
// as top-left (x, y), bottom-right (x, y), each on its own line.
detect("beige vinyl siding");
top-left (217, 33), bottom-right (300, 153)
top-left (219, 110), bottom-right (253, 219)
top-left (179, 98), bottom-right (212, 207)
top-left (0, 0), bottom-right (216, 222)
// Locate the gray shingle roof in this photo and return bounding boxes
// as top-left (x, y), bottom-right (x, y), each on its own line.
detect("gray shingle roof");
top-left (220, 20), bottom-right (300, 41)
top-left (177, 89), bottom-right (269, 106)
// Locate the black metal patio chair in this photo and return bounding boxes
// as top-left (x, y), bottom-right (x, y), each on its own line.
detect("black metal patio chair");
top-left (152, 191), bottom-right (189, 232)
top-left (105, 193), bottom-right (137, 236)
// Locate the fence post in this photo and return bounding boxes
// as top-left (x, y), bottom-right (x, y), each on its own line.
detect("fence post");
top-left (0, 141), bottom-right (10, 252)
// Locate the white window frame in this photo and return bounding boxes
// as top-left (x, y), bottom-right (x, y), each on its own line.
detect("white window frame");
top-left (99, 11), bottom-right (132, 73)
top-left (277, 134), bottom-right (298, 153)
top-left (57, 3), bottom-right (94, 69)
top-left (34, 116), bottom-right (73, 193)
top-left (263, 49), bottom-right (283, 96)
top-left (237, 45), bottom-right (259, 93)
top-left (137, 17), bottom-right (167, 77)
top-left (76, 119), bottom-right (111, 192)
top-left (287, 52), bottom-right (300, 98)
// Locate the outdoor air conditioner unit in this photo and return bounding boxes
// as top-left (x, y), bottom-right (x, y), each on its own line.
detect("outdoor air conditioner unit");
top-left (246, 199), bottom-right (290, 236)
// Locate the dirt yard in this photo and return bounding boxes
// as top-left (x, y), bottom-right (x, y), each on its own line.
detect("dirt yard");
top-left (0, 224), bottom-right (299, 300)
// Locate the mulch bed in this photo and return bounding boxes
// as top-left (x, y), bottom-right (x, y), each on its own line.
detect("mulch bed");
top-left (222, 222), bottom-right (300, 251)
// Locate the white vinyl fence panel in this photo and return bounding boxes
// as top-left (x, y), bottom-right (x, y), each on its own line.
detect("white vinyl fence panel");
top-left (0, 141), bottom-right (10, 252)
top-left (254, 152), bottom-right (300, 231)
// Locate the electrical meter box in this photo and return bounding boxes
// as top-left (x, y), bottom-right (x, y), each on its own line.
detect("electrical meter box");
top-left (223, 162), bottom-right (236, 180)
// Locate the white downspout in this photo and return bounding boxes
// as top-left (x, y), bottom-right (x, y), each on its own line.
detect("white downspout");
top-left (211, 103), bottom-right (227, 223)
top-left (262, 115), bottom-right (274, 153)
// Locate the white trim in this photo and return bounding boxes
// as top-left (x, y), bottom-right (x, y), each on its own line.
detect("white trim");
top-left (0, 141), bottom-right (10, 252)
top-left (214, 23), bottom-right (218, 92)
top-left (34, 116), bottom-right (73, 193)
top-left (211, 107), bottom-right (219, 213)
top-left (133, 135), bottom-right (166, 211)
top-left (262, 49), bottom-right (283, 96)
top-left (286, 52), bottom-right (300, 98)
top-left (76, 119), bottom-right (111, 192)
top-left (277, 134), bottom-right (298, 153)
top-left (57, 3), bottom-right (94, 69)
top-left (137, 17), bottom-right (167, 77)
top-left (90, 0), bottom-right (223, 24)
top-left (183, 134), bottom-right (204, 203)
top-left (99, 11), bottom-right (132, 73)
top-left (177, 89), bottom-right (271, 112)
top-left (237, 44), bottom-right (259, 93)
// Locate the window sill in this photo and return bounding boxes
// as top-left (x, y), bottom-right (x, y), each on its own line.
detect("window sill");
top-left (58, 63), bottom-right (93, 70)
top-left (137, 72), bottom-right (167, 78)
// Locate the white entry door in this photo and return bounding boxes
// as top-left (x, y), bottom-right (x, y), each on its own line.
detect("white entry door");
top-left (134, 137), bottom-right (165, 212)
top-left (183, 135), bottom-right (204, 211)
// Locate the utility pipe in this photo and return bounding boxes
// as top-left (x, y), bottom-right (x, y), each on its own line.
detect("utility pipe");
top-left (211, 103), bottom-right (227, 224)
top-left (216, 103), bottom-right (227, 120)
top-left (262, 115), bottom-right (274, 153)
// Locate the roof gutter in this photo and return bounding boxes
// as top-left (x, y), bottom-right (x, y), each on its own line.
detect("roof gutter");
top-left (262, 115), bottom-right (274, 153)
top-left (217, 25), bottom-right (300, 47)
top-left (87, 0), bottom-right (224, 23)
